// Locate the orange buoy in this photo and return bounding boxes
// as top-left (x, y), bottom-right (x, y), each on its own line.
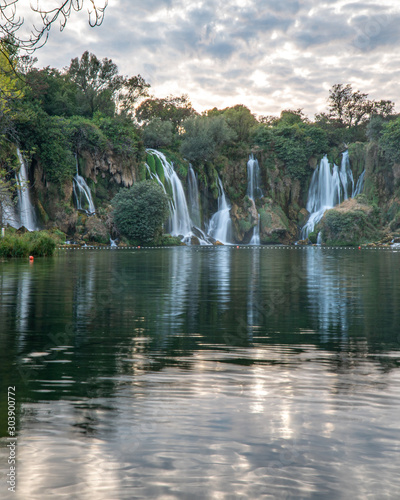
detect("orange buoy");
top-left (29, 255), bottom-right (34, 261)
top-left (138, 246), bottom-right (141, 249)
top-left (236, 246), bottom-right (239, 248)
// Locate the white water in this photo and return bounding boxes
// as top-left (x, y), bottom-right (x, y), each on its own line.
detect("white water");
top-left (146, 149), bottom-right (192, 238)
top-left (354, 170), bottom-right (365, 197)
top-left (302, 152), bottom-right (365, 239)
top-left (16, 149), bottom-right (37, 231)
top-left (208, 176), bottom-right (233, 245)
top-left (250, 214), bottom-right (261, 245)
top-left (247, 154), bottom-right (263, 201)
top-left (73, 159), bottom-right (96, 215)
top-left (247, 154), bottom-right (263, 245)
top-left (187, 164), bottom-right (201, 228)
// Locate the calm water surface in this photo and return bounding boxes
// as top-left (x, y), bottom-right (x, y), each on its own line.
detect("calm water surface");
top-left (1, 246), bottom-right (400, 499)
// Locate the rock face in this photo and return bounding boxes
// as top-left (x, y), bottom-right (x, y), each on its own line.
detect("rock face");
top-left (318, 197), bottom-right (381, 245)
top-left (230, 198), bottom-right (297, 244)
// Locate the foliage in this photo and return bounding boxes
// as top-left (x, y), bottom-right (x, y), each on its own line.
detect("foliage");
top-left (379, 117), bottom-right (400, 165)
top-left (319, 207), bottom-right (381, 245)
top-left (93, 114), bottom-right (141, 158)
top-left (143, 118), bottom-right (173, 149)
top-left (207, 105), bottom-right (257, 143)
top-left (180, 115), bottom-right (235, 163)
top-left (0, 230), bottom-right (57, 257)
top-left (253, 121), bottom-right (328, 180)
top-left (112, 180), bottom-right (169, 244)
top-left (326, 83), bottom-right (394, 128)
top-left (67, 51), bottom-right (123, 117)
top-left (118, 75), bottom-right (151, 116)
top-left (136, 94), bottom-right (196, 132)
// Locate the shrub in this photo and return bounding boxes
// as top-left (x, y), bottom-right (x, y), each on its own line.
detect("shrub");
top-left (0, 230), bottom-right (57, 257)
top-left (112, 180), bottom-right (169, 244)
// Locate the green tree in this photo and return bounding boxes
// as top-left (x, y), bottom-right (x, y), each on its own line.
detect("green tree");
top-left (112, 180), bottom-right (169, 244)
top-left (327, 83), bottom-right (394, 128)
top-left (180, 115), bottom-right (235, 163)
top-left (136, 94), bottom-right (196, 132)
top-left (142, 118), bottom-right (173, 148)
top-left (118, 75), bottom-right (151, 116)
top-left (67, 51), bottom-right (123, 117)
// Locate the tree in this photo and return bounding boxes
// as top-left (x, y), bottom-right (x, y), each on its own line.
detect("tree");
top-left (180, 115), bottom-right (235, 163)
top-left (112, 180), bottom-right (169, 244)
top-left (327, 83), bottom-right (395, 128)
top-left (136, 94), bottom-right (196, 132)
top-left (118, 75), bottom-right (150, 116)
top-left (67, 51), bottom-right (123, 116)
top-left (0, 1), bottom-right (107, 53)
top-left (142, 118), bottom-right (173, 149)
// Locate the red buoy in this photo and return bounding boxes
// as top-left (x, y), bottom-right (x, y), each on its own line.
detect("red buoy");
top-left (29, 255), bottom-right (34, 261)
top-left (358, 246), bottom-right (361, 250)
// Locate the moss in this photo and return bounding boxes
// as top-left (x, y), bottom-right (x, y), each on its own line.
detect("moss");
top-left (261, 234), bottom-right (280, 244)
top-left (259, 207), bottom-right (272, 228)
top-left (147, 153), bottom-right (156, 174)
top-left (308, 231), bottom-right (318, 244)
top-left (37, 199), bottom-right (49, 224)
top-left (319, 207), bottom-right (381, 245)
top-left (155, 155), bottom-right (165, 184)
top-left (238, 218), bottom-right (253, 234)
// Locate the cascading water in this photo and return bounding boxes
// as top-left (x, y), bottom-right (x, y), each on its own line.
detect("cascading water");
top-left (353, 170), bottom-right (365, 197)
top-left (146, 149), bottom-right (192, 238)
top-left (207, 176), bottom-right (233, 245)
top-left (247, 154), bottom-right (263, 245)
top-left (250, 215), bottom-right (261, 245)
top-left (16, 149), bottom-right (37, 231)
top-left (302, 151), bottom-right (365, 239)
top-left (247, 154), bottom-right (263, 201)
top-left (73, 158), bottom-right (96, 215)
top-left (187, 164), bottom-right (201, 228)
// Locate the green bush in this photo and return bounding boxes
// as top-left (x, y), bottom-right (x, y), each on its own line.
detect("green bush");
top-left (0, 230), bottom-right (57, 258)
top-left (112, 180), bottom-right (169, 244)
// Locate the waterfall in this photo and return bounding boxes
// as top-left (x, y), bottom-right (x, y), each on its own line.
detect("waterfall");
top-left (353, 170), bottom-right (365, 197)
top-left (302, 151), bottom-right (365, 239)
top-left (247, 154), bottom-right (263, 245)
top-left (207, 176), bottom-right (233, 244)
top-left (146, 149), bottom-right (192, 238)
top-left (250, 214), bottom-right (261, 245)
top-left (16, 149), bottom-right (37, 231)
top-left (187, 164), bottom-right (201, 228)
top-left (73, 158), bottom-right (96, 215)
top-left (247, 154), bottom-right (263, 201)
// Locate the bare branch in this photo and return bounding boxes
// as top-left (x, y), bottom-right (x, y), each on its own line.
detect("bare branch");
top-left (0, 0), bottom-right (108, 53)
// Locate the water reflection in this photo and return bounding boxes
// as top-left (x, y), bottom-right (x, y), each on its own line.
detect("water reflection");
top-left (1, 248), bottom-right (400, 499)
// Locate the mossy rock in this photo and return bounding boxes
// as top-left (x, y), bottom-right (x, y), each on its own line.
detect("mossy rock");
top-left (319, 198), bottom-right (381, 245)
top-left (147, 153), bottom-right (156, 174)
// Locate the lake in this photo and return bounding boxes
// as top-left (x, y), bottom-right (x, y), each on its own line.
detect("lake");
top-left (1, 246), bottom-right (400, 499)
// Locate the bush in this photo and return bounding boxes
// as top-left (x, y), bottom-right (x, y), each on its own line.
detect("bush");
top-left (112, 180), bottom-right (169, 244)
top-left (0, 230), bottom-right (57, 257)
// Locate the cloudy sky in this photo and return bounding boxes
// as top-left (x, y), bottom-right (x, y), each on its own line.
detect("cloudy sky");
top-left (17, 0), bottom-right (400, 117)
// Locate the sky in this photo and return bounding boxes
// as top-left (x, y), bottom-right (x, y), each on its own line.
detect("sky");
top-left (15, 0), bottom-right (400, 118)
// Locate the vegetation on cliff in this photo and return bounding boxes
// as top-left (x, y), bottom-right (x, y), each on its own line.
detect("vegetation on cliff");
top-left (1, 40), bottom-right (400, 246)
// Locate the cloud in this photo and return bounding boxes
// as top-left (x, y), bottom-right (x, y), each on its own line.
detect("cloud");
top-left (32, 0), bottom-right (400, 117)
